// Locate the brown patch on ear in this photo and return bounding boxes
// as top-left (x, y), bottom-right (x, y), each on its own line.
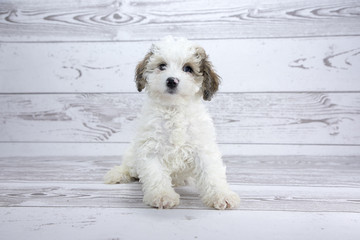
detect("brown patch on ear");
top-left (203, 59), bottom-right (220, 100)
top-left (196, 47), bottom-right (221, 101)
top-left (135, 52), bottom-right (152, 92)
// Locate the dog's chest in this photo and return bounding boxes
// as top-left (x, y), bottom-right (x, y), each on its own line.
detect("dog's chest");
top-left (157, 107), bottom-right (196, 170)
top-left (162, 109), bottom-right (189, 145)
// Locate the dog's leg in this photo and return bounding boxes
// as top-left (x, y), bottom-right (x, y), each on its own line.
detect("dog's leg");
top-left (137, 158), bottom-right (180, 209)
top-left (103, 145), bottom-right (138, 184)
top-left (194, 151), bottom-right (240, 210)
top-left (103, 164), bottom-right (134, 184)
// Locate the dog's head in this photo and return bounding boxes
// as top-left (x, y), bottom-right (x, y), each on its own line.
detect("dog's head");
top-left (135, 36), bottom-right (220, 102)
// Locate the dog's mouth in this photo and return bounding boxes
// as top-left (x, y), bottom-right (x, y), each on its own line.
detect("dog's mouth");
top-left (166, 88), bottom-right (177, 94)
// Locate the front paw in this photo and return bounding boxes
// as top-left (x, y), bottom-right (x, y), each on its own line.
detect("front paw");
top-left (144, 191), bottom-right (180, 209)
top-left (203, 191), bottom-right (240, 210)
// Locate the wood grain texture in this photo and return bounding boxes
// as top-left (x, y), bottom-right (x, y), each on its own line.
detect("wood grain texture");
top-left (2, 208), bottom-right (359, 240)
top-left (0, 156), bottom-right (359, 212)
top-left (1, 37), bottom-right (360, 93)
top-left (1, 182), bottom-right (360, 212)
top-left (1, 156), bottom-right (359, 187)
top-left (1, 0), bottom-right (360, 237)
top-left (0, 0), bottom-right (359, 42)
top-left (1, 93), bottom-right (360, 145)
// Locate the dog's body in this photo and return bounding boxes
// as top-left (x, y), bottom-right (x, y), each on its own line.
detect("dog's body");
top-left (104, 37), bottom-right (240, 209)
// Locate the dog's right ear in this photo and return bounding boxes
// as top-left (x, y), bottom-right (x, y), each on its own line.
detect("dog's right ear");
top-left (135, 52), bottom-right (152, 92)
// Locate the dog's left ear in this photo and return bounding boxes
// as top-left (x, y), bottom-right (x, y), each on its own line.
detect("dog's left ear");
top-left (196, 47), bottom-right (221, 101)
top-left (135, 51), bottom-right (152, 92)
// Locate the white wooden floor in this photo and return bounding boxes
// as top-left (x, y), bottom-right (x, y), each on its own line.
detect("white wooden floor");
top-left (1, 155), bottom-right (359, 240)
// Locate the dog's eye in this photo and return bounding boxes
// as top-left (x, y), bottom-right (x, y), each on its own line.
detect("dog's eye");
top-left (183, 65), bottom-right (193, 73)
top-left (159, 64), bottom-right (167, 71)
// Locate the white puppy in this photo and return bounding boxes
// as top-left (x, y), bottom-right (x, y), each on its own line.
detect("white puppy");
top-left (104, 36), bottom-right (240, 210)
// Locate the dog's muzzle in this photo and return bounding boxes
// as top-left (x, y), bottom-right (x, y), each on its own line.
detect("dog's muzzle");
top-left (166, 77), bottom-right (179, 93)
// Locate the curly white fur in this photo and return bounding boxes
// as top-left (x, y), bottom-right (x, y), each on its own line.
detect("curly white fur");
top-left (104, 36), bottom-right (240, 210)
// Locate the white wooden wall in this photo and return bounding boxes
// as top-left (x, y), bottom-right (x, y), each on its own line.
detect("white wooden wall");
top-left (0, 0), bottom-right (360, 157)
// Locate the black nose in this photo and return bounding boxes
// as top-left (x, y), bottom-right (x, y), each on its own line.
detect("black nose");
top-left (166, 77), bottom-right (179, 89)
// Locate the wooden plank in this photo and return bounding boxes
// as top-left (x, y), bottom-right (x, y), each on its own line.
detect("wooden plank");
top-left (1, 156), bottom-right (359, 187)
top-left (1, 182), bottom-right (360, 212)
top-left (1, 37), bottom-right (360, 93)
top-left (1, 0), bottom-right (360, 41)
top-left (1, 155), bottom-right (358, 212)
top-left (1, 208), bottom-right (359, 240)
top-left (2, 142), bottom-right (360, 157)
top-left (1, 93), bottom-right (360, 145)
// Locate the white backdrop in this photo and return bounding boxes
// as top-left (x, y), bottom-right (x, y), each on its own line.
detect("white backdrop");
top-left (0, 0), bottom-right (359, 157)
